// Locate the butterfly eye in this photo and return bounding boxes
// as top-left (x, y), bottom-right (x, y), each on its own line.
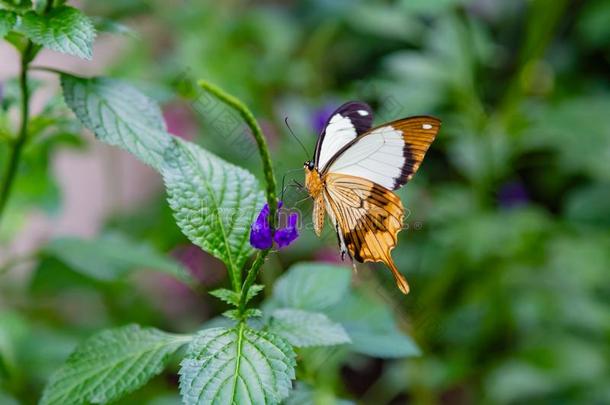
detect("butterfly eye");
top-left (307, 161), bottom-right (315, 170)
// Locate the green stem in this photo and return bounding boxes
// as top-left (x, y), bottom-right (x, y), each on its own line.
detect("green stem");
top-left (197, 80), bottom-right (278, 306)
top-left (0, 42), bottom-right (34, 228)
top-left (237, 250), bottom-right (269, 316)
top-left (197, 81), bottom-right (278, 218)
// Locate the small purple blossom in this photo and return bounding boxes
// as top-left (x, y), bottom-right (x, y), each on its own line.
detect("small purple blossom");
top-left (498, 181), bottom-right (529, 208)
top-left (273, 212), bottom-right (298, 247)
top-left (250, 201), bottom-right (299, 250)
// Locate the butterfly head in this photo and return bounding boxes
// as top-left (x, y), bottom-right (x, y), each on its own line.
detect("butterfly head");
top-left (304, 160), bottom-right (322, 198)
top-left (304, 160), bottom-right (315, 171)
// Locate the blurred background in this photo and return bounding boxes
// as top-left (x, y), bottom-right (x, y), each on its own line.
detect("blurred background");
top-left (1, 0), bottom-right (609, 404)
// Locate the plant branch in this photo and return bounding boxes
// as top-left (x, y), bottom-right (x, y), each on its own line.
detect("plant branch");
top-left (197, 80), bottom-right (278, 302)
top-left (197, 80), bottom-right (278, 220)
top-left (237, 250), bottom-right (268, 316)
top-left (0, 42), bottom-right (34, 228)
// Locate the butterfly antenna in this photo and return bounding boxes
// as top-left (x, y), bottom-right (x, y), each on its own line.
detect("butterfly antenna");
top-left (284, 117), bottom-right (310, 159)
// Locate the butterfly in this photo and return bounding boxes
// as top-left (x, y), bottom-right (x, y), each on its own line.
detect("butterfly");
top-left (304, 101), bottom-right (440, 294)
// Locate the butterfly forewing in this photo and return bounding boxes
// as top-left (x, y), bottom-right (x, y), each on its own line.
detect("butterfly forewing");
top-left (314, 101), bottom-right (374, 171)
top-left (324, 116), bottom-right (440, 190)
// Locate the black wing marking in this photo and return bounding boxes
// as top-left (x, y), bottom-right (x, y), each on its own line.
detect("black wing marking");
top-left (313, 101), bottom-right (374, 170)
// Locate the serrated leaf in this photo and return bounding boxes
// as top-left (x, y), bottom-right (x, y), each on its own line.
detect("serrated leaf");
top-left (179, 325), bottom-right (295, 405)
top-left (210, 288), bottom-right (240, 306)
top-left (0, 10), bottom-right (16, 39)
top-left (210, 286), bottom-right (262, 308)
top-left (162, 137), bottom-right (264, 274)
top-left (19, 6), bottom-right (95, 59)
top-left (269, 308), bottom-right (350, 348)
top-left (327, 291), bottom-right (420, 358)
top-left (41, 325), bottom-right (192, 405)
top-left (246, 284), bottom-right (265, 302)
top-left (273, 262), bottom-right (352, 311)
top-left (61, 74), bottom-right (170, 170)
top-left (40, 234), bottom-right (192, 284)
top-left (61, 74), bottom-right (264, 275)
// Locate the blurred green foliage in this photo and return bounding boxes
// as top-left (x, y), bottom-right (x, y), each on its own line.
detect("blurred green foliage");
top-left (1, 0), bottom-right (609, 403)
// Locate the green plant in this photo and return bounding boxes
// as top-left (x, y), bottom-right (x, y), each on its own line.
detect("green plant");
top-left (0, 3), bottom-right (419, 404)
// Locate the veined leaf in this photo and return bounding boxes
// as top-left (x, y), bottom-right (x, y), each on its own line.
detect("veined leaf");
top-left (273, 262), bottom-right (352, 311)
top-left (41, 325), bottom-right (192, 405)
top-left (179, 324), bottom-right (295, 405)
top-left (0, 10), bottom-right (16, 39)
top-left (40, 234), bottom-right (192, 284)
top-left (19, 6), bottom-right (95, 59)
top-left (269, 308), bottom-right (350, 348)
top-left (163, 138), bottom-right (264, 275)
top-left (61, 74), bottom-right (170, 170)
top-left (210, 288), bottom-right (241, 307)
top-left (61, 75), bottom-right (264, 275)
top-left (327, 291), bottom-right (420, 358)
top-left (210, 284), bottom-right (264, 307)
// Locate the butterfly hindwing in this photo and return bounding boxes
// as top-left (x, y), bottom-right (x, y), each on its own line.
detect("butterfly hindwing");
top-left (323, 173), bottom-right (410, 294)
top-left (324, 116), bottom-right (440, 190)
top-left (314, 101), bottom-right (374, 171)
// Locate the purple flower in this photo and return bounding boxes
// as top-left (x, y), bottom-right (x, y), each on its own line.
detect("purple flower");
top-left (498, 181), bottom-right (529, 208)
top-left (274, 212), bottom-right (298, 247)
top-left (250, 201), bottom-right (299, 250)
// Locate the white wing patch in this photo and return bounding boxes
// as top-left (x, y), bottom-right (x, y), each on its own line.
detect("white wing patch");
top-left (318, 114), bottom-right (357, 171)
top-left (327, 126), bottom-right (405, 190)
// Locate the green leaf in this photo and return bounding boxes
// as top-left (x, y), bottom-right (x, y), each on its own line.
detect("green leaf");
top-left (0, 311), bottom-right (28, 381)
top-left (210, 288), bottom-right (240, 306)
top-left (269, 308), bottom-right (350, 348)
top-left (41, 325), bottom-right (191, 405)
top-left (273, 262), bottom-right (352, 311)
top-left (40, 234), bottom-right (192, 284)
top-left (327, 291), bottom-right (420, 358)
top-left (61, 74), bottom-right (264, 275)
top-left (179, 324), bottom-right (295, 405)
top-left (246, 284), bottom-right (265, 302)
top-left (61, 74), bottom-right (170, 170)
top-left (0, 10), bottom-right (16, 38)
top-left (0, 0), bottom-right (32, 13)
top-left (210, 285), bottom-right (263, 307)
top-left (162, 137), bottom-right (264, 275)
top-left (91, 16), bottom-right (136, 37)
top-left (19, 6), bottom-right (95, 59)
top-left (284, 382), bottom-right (355, 405)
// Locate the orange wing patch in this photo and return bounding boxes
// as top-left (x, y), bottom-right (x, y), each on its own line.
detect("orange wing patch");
top-left (388, 116), bottom-right (440, 188)
top-left (323, 173), bottom-right (410, 294)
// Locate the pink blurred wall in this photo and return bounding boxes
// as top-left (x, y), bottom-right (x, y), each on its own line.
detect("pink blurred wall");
top-left (0, 34), bottom-right (161, 260)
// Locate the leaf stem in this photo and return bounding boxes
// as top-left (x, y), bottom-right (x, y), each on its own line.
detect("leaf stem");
top-left (237, 250), bottom-right (268, 316)
top-left (196, 80), bottom-right (278, 305)
top-left (0, 42), bottom-right (34, 229)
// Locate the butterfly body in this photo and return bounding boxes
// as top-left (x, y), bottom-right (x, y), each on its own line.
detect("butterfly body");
top-left (305, 101), bottom-right (440, 294)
